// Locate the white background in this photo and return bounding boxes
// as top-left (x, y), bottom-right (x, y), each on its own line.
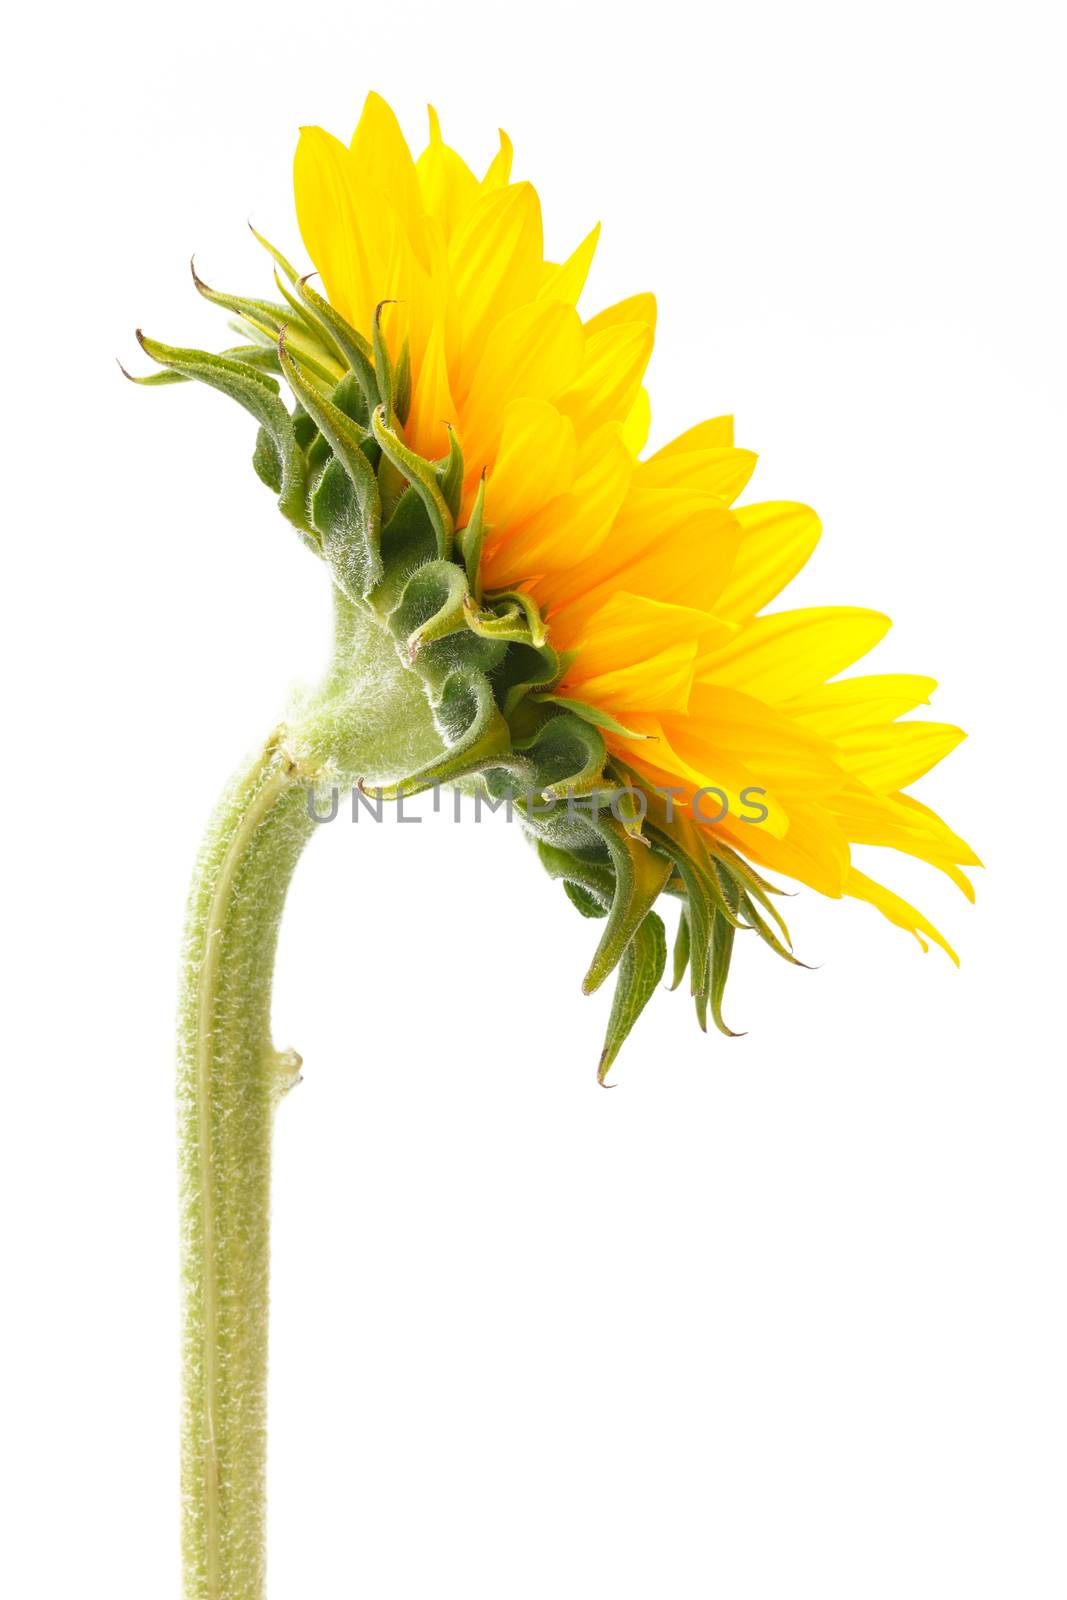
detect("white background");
top-left (3, 1), bottom-right (1065, 1595)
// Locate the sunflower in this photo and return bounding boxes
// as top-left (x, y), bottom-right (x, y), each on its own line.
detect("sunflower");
top-left (130, 93), bottom-right (979, 1600)
top-left (292, 93), bottom-right (976, 958)
top-left (132, 91), bottom-right (975, 1073)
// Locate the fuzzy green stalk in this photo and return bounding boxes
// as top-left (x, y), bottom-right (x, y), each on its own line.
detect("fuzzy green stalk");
top-left (177, 592), bottom-right (445, 1599)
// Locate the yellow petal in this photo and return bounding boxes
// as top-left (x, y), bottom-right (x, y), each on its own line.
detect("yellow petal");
top-left (459, 298), bottom-right (585, 470)
top-left (483, 425), bottom-right (633, 588)
top-left (540, 223), bottom-right (600, 306)
top-left (294, 126), bottom-right (372, 332)
top-left (718, 801), bottom-right (850, 894)
top-left (652, 417), bottom-right (734, 455)
top-left (567, 639), bottom-right (697, 716)
top-left (557, 320), bottom-right (654, 437)
top-left (416, 106), bottom-right (479, 238)
top-left (485, 399), bottom-right (577, 530)
top-left (833, 722), bottom-right (967, 792)
top-left (349, 92), bottom-right (421, 233)
top-left (700, 607), bottom-right (891, 699)
top-left (405, 322), bottom-right (458, 462)
top-left (784, 674), bottom-right (938, 736)
top-left (448, 183), bottom-right (546, 384)
top-left (845, 867), bottom-right (959, 963)
top-left (540, 483), bottom-right (740, 615)
top-left (713, 503), bottom-right (823, 622)
top-left (685, 684), bottom-right (844, 794)
top-left (481, 128), bottom-right (514, 190)
top-left (632, 720), bottom-right (792, 840)
top-left (620, 387), bottom-right (651, 455)
top-left (567, 506), bottom-right (742, 628)
top-left (829, 789), bottom-right (980, 888)
top-left (584, 292), bottom-right (657, 336)
top-left (636, 445), bottom-right (758, 504)
top-left (893, 793), bottom-right (982, 866)
top-left (555, 591), bottom-right (721, 675)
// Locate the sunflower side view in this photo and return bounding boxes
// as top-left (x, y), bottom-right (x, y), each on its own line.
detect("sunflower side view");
top-left (124, 92), bottom-right (977, 1600)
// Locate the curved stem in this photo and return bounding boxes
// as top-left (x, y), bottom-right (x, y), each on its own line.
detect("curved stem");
top-left (177, 731), bottom-right (315, 1600)
top-left (176, 589), bottom-right (449, 1598)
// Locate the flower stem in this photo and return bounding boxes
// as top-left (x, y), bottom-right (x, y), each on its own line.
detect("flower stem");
top-left (177, 730), bottom-right (315, 1600)
top-left (175, 590), bottom-right (448, 1597)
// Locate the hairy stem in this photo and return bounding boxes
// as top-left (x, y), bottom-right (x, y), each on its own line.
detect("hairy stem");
top-left (175, 590), bottom-right (448, 1598)
top-left (177, 731), bottom-right (315, 1600)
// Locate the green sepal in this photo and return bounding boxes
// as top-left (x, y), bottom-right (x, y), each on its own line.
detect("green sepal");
top-left (217, 343), bottom-right (282, 376)
top-left (598, 912), bottom-right (667, 1084)
top-left (135, 331), bottom-right (310, 532)
top-left (190, 257), bottom-right (315, 342)
top-left (371, 303), bottom-right (397, 416)
top-left (394, 341), bottom-right (412, 425)
top-left (613, 764), bottom-right (749, 931)
top-left (457, 475), bottom-right (487, 599)
top-left (330, 372), bottom-right (375, 432)
top-left (311, 461), bottom-right (380, 601)
top-left (371, 406), bottom-right (454, 559)
top-left (120, 343), bottom-right (280, 386)
top-left (117, 360), bottom-right (186, 387)
top-left (517, 712), bottom-right (606, 798)
top-left (582, 816), bottom-right (673, 995)
top-left (463, 595), bottom-right (540, 648)
top-left (436, 426), bottom-right (464, 520)
top-left (710, 842), bottom-right (796, 952)
top-left (274, 267), bottom-right (338, 345)
top-left (536, 841), bottom-right (614, 913)
top-left (369, 488), bottom-right (440, 617)
top-left (389, 560), bottom-right (470, 658)
top-left (292, 275), bottom-right (380, 419)
top-left (246, 223), bottom-right (301, 284)
top-left (491, 640), bottom-right (564, 717)
top-left (377, 670), bottom-right (511, 796)
top-left (707, 909), bottom-right (742, 1036)
top-left (479, 588), bottom-right (547, 643)
top-left (415, 629), bottom-right (508, 691)
top-left (644, 823), bottom-right (715, 1007)
top-left (611, 782), bottom-right (648, 840)
top-left (736, 887), bottom-right (805, 965)
top-left (272, 273), bottom-right (361, 388)
top-left (671, 907), bottom-right (691, 990)
top-left (565, 882), bottom-right (609, 919)
top-left (190, 260), bottom-right (340, 385)
top-left (278, 336), bottom-right (382, 592)
top-left (534, 695), bottom-right (650, 741)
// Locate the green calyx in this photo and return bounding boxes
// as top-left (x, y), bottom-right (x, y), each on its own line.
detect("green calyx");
top-left (128, 235), bottom-right (799, 1077)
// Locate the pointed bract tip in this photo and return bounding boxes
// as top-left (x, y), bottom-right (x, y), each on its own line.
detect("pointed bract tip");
top-left (596, 1056), bottom-right (617, 1088)
top-left (372, 298), bottom-right (405, 335)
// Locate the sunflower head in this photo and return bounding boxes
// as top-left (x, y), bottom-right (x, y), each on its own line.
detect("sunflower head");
top-left (127, 92), bottom-right (977, 1077)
